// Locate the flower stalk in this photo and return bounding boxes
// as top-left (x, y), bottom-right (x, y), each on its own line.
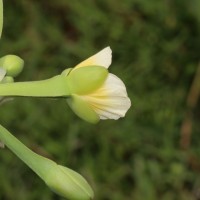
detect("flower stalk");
top-left (0, 0), bottom-right (3, 38)
top-left (0, 75), bottom-right (70, 97)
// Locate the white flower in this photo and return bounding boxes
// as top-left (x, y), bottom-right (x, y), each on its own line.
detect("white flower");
top-left (67, 47), bottom-right (131, 122)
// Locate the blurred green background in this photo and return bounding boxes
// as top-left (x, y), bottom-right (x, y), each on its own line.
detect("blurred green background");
top-left (1, 0), bottom-right (200, 199)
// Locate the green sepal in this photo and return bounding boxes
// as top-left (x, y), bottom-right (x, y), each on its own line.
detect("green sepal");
top-left (0, 55), bottom-right (24, 77)
top-left (67, 94), bottom-right (100, 124)
top-left (66, 65), bottom-right (108, 95)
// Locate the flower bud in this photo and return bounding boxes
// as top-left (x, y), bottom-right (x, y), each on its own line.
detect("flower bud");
top-left (66, 65), bottom-right (108, 95)
top-left (45, 164), bottom-right (94, 200)
top-left (0, 55), bottom-right (24, 77)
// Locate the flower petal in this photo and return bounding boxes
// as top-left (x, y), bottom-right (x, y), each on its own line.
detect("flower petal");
top-left (0, 68), bottom-right (6, 81)
top-left (74, 47), bottom-right (112, 69)
top-left (82, 73), bottom-right (131, 120)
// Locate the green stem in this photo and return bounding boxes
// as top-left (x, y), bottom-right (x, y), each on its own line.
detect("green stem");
top-left (0, 75), bottom-right (70, 97)
top-left (0, 124), bottom-right (56, 179)
top-left (0, 0), bottom-right (3, 38)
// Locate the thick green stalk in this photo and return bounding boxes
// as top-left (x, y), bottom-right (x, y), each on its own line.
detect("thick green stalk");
top-left (0, 124), bottom-right (55, 179)
top-left (0, 75), bottom-right (70, 97)
top-left (0, 0), bottom-right (3, 38)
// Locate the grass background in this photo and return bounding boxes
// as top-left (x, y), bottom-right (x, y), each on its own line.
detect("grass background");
top-left (1, 0), bottom-right (200, 199)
